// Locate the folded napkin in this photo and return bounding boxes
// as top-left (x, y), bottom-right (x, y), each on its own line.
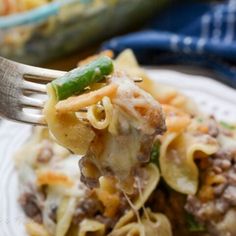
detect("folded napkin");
top-left (102, 1), bottom-right (236, 88)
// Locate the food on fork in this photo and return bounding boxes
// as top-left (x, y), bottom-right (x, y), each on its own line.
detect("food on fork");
top-left (44, 55), bottom-right (166, 193)
top-left (51, 56), bottom-right (114, 101)
top-left (15, 50), bottom-right (236, 236)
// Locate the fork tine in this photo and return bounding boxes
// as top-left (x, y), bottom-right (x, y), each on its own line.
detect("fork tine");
top-left (22, 80), bottom-right (47, 93)
top-left (19, 112), bottom-right (46, 125)
top-left (21, 96), bottom-right (45, 108)
top-left (23, 67), bottom-right (66, 82)
top-left (0, 56), bottom-right (145, 126)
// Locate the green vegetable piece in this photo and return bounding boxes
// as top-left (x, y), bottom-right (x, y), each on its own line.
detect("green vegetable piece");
top-left (220, 121), bottom-right (236, 130)
top-left (150, 140), bottom-right (161, 167)
top-left (196, 117), bottom-right (203, 123)
top-left (186, 213), bottom-right (206, 232)
top-left (51, 56), bottom-right (114, 101)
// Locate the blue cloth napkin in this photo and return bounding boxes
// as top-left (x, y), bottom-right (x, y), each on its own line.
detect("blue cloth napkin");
top-left (102, 1), bottom-right (236, 88)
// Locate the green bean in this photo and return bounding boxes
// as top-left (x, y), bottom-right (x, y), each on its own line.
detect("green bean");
top-left (150, 140), bottom-right (161, 167)
top-left (186, 213), bottom-right (206, 232)
top-left (220, 121), bottom-right (236, 130)
top-left (51, 56), bottom-right (114, 101)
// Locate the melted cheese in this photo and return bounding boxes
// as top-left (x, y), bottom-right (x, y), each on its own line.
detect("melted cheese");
top-left (45, 75), bottom-right (165, 194)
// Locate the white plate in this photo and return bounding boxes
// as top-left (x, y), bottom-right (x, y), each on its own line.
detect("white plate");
top-left (0, 69), bottom-right (236, 236)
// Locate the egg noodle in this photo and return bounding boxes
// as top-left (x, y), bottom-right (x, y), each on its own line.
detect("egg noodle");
top-left (0, 0), bottom-right (50, 16)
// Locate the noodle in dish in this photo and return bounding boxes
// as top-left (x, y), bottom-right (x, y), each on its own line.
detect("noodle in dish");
top-left (15, 50), bottom-right (236, 236)
top-left (0, 0), bottom-right (50, 16)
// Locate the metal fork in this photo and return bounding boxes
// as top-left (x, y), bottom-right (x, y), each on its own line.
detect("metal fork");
top-left (0, 57), bottom-right (143, 126)
top-left (0, 56), bottom-right (66, 125)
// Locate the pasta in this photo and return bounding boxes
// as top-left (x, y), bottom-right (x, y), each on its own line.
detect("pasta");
top-left (43, 85), bottom-right (95, 155)
top-left (159, 129), bottom-right (219, 195)
top-left (15, 50), bottom-right (236, 236)
top-left (44, 60), bottom-right (166, 193)
top-left (55, 84), bottom-right (118, 114)
top-left (0, 0), bottom-right (50, 16)
top-left (115, 49), bottom-right (199, 115)
top-left (87, 96), bottom-right (113, 130)
top-left (79, 219), bottom-right (105, 236)
top-left (109, 209), bottom-right (172, 236)
top-left (15, 129), bottom-right (166, 236)
top-left (25, 221), bottom-right (50, 236)
top-left (56, 197), bottom-right (77, 236)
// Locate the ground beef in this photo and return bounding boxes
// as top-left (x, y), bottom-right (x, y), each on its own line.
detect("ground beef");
top-left (95, 215), bottom-right (117, 231)
top-left (49, 205), bottom-right (57, 223)
top-left (19, 193), bottom-right (42, 224)
top-left (185, 148), bottom-right (236, 236)
top-left (73, 197), bottom-right (104, 225)
top-left (208, 117), bottom-right (219, 138)
top-left (147, 183), bottom-right (209, 236)
top-left (79, 156), bottom-right (101, 188)
top-left (73, 192), bottom-right (130, 233)
top-left (137, 135), bottom-right (156, 163)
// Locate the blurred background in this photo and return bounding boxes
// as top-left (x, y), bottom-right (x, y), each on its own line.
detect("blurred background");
top-left (0, 0), bottom-right (235, 87)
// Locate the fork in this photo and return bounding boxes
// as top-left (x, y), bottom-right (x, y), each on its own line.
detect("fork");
top-left (0, 56), bottom-right (66, 125)
top-left (0, 57), bottom-right (143, 126)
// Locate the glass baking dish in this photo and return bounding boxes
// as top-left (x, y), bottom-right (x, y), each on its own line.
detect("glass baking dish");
top-left (0, 0), bottom-right (169, 65)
